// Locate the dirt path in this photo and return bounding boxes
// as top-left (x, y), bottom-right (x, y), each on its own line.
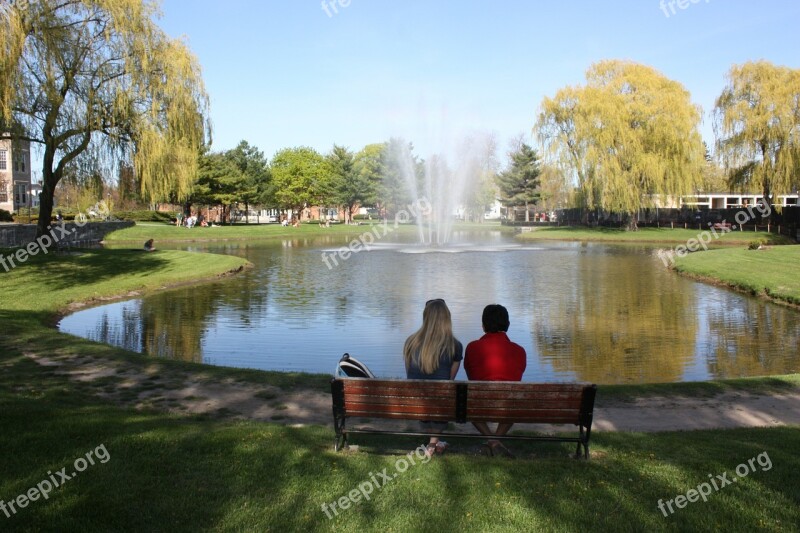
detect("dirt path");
top-left (26, 353), bottom-right (800, 434)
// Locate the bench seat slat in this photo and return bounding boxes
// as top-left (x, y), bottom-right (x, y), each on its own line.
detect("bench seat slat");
top-left (467, 408), bottom-right (580, 424)
top-left (345, 407), bottom-right (453, 419)
top-left (344, 396), bottom-right (458, 408)
top-left (467, 391), bottom-right (583, 401)
top-left (467, 394), bottom-right (584, 405)
top-left (468, 382), bottom-right (587, 391)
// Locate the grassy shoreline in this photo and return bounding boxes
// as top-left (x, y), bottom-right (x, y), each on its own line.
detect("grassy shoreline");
top-left (674, 246), bottom-right (800, 307)
top-left (2, 242), bottom-right (800, 530)
top-left (103, 220), bottom-right (512, 244)
top-left (515, 226), bottom-right (794, 246)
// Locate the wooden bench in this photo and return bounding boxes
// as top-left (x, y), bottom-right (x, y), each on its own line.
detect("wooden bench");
top-left (331, 378), bottom-right (597, 459)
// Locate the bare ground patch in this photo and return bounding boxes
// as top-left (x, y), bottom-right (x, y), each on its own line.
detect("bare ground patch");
top-left (24, 353), bottom-right (800, 434)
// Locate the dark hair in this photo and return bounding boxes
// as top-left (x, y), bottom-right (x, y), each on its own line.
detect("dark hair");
top-left (482, 304), bottom-right (509, 333)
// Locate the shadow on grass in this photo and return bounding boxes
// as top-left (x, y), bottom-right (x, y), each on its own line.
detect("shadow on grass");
top-left (18, 249), bottom-right (170, 292)
top-left (2, 319), bottom-right (799, 531)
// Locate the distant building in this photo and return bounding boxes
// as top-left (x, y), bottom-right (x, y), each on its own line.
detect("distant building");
top-left (30, 182), bottom-right (43, 208)
top-left (0, 136), bottom-right (32, 213)
top-left (681, 193), bottom-right (799, 209)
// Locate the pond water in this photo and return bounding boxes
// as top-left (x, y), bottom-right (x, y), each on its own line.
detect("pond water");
top-left (59, 230), bottom-right (800, 384)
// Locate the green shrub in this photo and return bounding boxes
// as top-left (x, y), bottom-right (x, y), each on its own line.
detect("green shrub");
top-left (748, 238), bottom-right (768, 250)
top-left (0, 209), bottom-right (13, 222)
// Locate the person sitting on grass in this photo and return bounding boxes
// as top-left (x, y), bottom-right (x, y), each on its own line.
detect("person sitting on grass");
top-left (143, 239), bottom-right (156, 252)
top-left (403, 298), bottom-right (463, 457)
top-left (464, 304), bottom-right (527, 457)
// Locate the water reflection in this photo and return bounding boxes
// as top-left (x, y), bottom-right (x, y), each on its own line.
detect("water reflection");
top-left (61, 233), bottom-right (800, 384)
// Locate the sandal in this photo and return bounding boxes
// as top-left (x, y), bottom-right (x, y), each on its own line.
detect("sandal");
top-left (425, 443), bottom-right (437, 458)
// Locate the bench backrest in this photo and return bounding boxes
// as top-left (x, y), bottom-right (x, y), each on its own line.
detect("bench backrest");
top-left (332, 378), bottom-right (596, 426)
top-left (335, 379), bottom-right (459, 421)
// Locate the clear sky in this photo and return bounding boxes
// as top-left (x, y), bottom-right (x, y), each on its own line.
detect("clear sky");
top-left (157, 0), bottom-right (800, 162)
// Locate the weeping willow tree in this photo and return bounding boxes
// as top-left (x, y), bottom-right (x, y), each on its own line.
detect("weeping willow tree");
top-left (0, 0), bottom-right (209, 237)
top-left (537, 60), bottom-right (705, 229)
top-left (714, 61), bottom-right (800, 213)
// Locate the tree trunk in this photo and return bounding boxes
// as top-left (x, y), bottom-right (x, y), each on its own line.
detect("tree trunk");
top-left (524, 202), bottom-right (530, 223)
top-left (761, 184), bottom-right (772, 224)
top-left (36, 150), bottom-right (59, 238)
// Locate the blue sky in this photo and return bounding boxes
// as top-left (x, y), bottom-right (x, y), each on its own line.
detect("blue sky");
top-left (158, 0), bottom-right (800, 163)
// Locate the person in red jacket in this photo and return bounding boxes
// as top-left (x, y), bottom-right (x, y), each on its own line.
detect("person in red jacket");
top-left (464, 304), bottom-right (526, 456)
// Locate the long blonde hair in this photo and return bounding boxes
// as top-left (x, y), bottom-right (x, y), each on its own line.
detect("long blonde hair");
top-left (403, 300), bottom-right (457, 374)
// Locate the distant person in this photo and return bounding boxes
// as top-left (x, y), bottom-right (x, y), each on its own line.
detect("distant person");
top-left (143, 239), bottom-right (155, 252)
top-left (464, 304), bottom-right (527, 457)
top-left (404, 298), bottom-right (463, 457)
top-left (175, 212), bottom-right (183, 227)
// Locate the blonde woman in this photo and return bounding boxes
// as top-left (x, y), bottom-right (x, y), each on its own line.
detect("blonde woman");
top-left (403, 299), bottom-right (463, 456)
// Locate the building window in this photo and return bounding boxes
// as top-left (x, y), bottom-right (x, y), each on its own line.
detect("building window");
top-left (0, 180), bottom-right (7, 202)
top-left (13, 150), bottom-right (27, 173)
top-left (0, 150), bottom-right (7, 171)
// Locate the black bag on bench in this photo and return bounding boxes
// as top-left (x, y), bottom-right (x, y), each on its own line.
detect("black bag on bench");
top-left (335, 353), bottom-right (375, 379)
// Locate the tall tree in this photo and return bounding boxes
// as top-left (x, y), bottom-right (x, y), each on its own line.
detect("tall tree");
top-left (496, 142), bottom-right (542, 222)
top-left (193, 151), bottom-right (243, 224)
top-left (0, 0), bottom-right (209, 237)
top-left (270, 147), bottom-right (327, 220)
top-left (714, 61), bottom-right (800, 211)
top-left (326, 145), bottom-right (357, 223)
top-left (698, 142), bottom-right (728, 194)
top-left (538, 60), bottom-right (705, 229)
top-left (227, 140), bottom-right (271, 223)
top-left (352, 143), bottom-right (385, 213)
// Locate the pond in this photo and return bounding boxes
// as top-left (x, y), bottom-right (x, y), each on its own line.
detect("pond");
top-left (59, 230), bottom-right (800, 384)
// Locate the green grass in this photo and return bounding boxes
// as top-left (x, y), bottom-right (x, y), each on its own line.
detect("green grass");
top-left (599, 374), bottom-right (800, 403)
top-left (0, 248), bottom-right (250, 312)
top-left (515, 226), bottom-right (793, 246)
top-left (2, 239), bottom-right (799, 531)
top-left (674, 245), bottom-right (800, 305)
top-left (104, 220), bottom-right (423, 243)
top-left (104, 220), bottom-right (510, 244)
top-left (1, 375), bottom-right (798, 532)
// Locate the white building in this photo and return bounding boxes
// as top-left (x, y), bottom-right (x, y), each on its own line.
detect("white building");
top-left (681, 193), bottom-right (799, 209)
top-left (0, 136), bottom-right (32, 214)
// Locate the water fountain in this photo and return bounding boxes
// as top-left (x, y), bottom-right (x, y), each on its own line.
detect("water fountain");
top-left (386, 135), bottom-right (492, 246)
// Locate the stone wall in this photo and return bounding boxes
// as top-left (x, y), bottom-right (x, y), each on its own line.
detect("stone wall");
top-left (0, 221), bottom-right (134, 248)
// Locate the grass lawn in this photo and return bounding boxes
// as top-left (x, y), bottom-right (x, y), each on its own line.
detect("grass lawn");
top-left (515, 226), bottom-right (793, 246)
top-left (103, 220), bottom-right (510, 244)
top-left (674, 245), bottom-right (800, 306)
top-left (1, 244), bottom-right (799, 531)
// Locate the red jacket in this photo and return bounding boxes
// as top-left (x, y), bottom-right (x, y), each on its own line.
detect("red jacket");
top-left (464, 332), bottom-right (526, 381)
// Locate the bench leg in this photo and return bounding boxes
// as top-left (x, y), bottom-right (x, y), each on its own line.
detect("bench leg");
top-left (333, 417), bottom-right (347, 452)
top-left (575, 425), bottom-right (590, 459)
